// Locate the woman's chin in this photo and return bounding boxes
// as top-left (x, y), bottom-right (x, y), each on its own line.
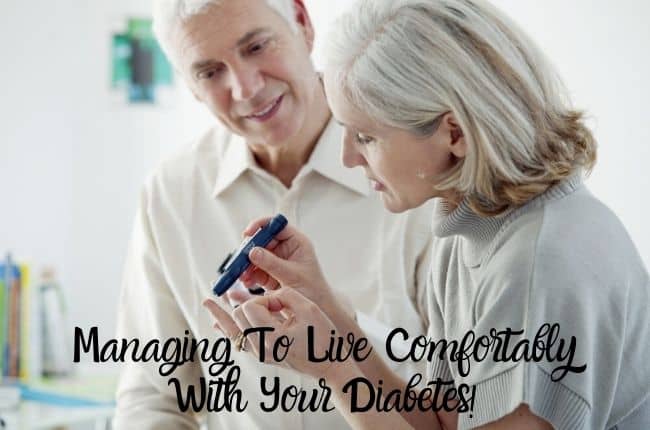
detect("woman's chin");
top-left (380, 194), bottom-right (411, 214)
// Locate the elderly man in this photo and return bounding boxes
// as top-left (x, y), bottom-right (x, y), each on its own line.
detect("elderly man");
top-left (113, 0), bottom-right (433, 428)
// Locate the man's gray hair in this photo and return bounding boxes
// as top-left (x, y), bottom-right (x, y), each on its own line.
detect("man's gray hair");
top-left (152, 0), bottom-right (297, 68)
top-left (324, 0), bottom-right (596, 215)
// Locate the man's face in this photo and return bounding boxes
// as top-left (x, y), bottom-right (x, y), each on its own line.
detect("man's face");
top-left (174, 0), bottom-right (318, 147)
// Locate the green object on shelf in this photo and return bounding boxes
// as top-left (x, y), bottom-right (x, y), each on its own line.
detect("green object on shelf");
top-left (111, 34), bottom-right (131, 88)
top-left (111, 17), bottom-right (174, 103)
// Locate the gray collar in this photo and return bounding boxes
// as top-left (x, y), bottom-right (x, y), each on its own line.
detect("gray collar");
top-left (432, 173), bottom-right (584, 267)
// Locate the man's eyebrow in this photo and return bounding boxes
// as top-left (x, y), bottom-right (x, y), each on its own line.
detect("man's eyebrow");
top-left (236, 27), bottom-right (271, 47)
top-left (190, 28), bottom-right (272, 72)
top-left (191, 59), bottom-right (219, 72)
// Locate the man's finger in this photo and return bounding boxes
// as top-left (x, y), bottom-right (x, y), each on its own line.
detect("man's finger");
top-left (240, 295), bottom-right (284, 328)
top-left (202, 299), bottom-right (241, 339)
top-left (246, 269), bottom-right (280, 290)
top-left (264, 287), bottom-right (313, 314)
top-left (226, 288), bottom-right (253, 306)
top-left (231, 306), bottom-right (261, 357)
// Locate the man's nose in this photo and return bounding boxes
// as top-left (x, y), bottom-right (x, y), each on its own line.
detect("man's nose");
top-left (229, 63), bottom-right (264, 101)
top-left (341, 134), bottom-right (367, 168)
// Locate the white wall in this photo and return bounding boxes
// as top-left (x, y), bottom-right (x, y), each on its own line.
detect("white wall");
top-left (488, 0), bottom-right (650, 272)
top-left (0, 0), bottom-right (213, 349)
top-left (1, 0), bottom-right (648, 354)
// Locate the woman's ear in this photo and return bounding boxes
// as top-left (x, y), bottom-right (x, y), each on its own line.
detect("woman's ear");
top-left (293, 0), bottom-right (315, 51)
top-left (445, 113), bottom-right (467, 158)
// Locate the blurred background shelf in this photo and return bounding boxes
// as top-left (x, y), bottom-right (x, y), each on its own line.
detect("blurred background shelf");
top-left (1, 401), bottom-right (114, 430)
top-left (0, 366), bottom-right (117, 430)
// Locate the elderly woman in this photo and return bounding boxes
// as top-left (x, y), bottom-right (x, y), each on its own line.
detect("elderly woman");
top-left (204, 0), bottom-right (649, 428)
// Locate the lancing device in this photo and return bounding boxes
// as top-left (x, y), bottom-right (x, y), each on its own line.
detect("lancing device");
top-left (212, 214), bottom-right (288, 296)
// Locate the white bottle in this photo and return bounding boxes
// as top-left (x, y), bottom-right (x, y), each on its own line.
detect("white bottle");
top-left (39, 268), bottom-right (71, 377)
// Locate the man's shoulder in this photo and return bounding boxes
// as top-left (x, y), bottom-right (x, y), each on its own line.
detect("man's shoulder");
top-left (145, 125), bottom-right (232, 191)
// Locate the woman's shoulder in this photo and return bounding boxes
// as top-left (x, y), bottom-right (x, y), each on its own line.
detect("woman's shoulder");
top-left (493, 184), bottom-right (645, 281)
top-left (481, 183), bottom-right (648, 319)
top-left (534, 185), bottom-right (644, 279)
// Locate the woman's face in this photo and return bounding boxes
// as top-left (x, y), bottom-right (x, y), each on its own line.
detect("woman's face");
top-left (323, 73), bottom-right (467, 213)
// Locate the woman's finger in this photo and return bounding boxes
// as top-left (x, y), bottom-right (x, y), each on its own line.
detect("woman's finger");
top-left (242, 217), bottom-right (273, 237)
top-left (239, 238), bottom-right (280, 281)
top-left (242, 217), bottom-right (298, 242)
top-left (248, 247), bottom-right (298, 287)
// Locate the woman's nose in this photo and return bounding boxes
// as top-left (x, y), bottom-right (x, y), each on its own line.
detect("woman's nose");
top-left (341, 135), bottom-right (366, 168)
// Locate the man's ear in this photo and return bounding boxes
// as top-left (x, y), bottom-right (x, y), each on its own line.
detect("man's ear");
top-left (191, 87), bottom-right (203, 104)
top-left (444, 113), bottom-right (467, 159)
top-left (293, 0), bottom-right (315, 51)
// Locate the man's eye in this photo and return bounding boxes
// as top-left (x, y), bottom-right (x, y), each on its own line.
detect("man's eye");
top-left (198, 68), bottom-right (223, 80)
top-left (355, 133), bottom-right (374, 145)
top-left (248, 40), bottom-right (268, 55)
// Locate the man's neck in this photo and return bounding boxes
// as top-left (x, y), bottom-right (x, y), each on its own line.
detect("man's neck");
top-left (249, 84), bottom-right (331, 189)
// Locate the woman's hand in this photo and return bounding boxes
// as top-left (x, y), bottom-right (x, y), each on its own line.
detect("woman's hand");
top-left (236, 217), bottom-right (339, 315)
top-left (204, 287), bottom-right (344, 380)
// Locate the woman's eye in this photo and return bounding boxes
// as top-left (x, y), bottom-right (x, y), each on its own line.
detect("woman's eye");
top-left (355, 133), bottom-right (374, 145)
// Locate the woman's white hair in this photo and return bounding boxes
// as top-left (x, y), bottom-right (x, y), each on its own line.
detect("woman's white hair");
top-left (325, 0), bottom-right (596, 215)
top-left (152, 0), bottom-right (297, 69)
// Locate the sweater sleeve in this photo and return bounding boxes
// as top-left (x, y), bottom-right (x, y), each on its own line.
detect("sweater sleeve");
top-left (458, 199), bottom-right (650, 430)
top-left (424, 239), bottom-right (455, 384)
top-left (455, 244), bottom-right (592, 430)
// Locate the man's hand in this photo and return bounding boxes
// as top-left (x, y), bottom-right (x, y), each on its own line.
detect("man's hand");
top-left (204, 288), bottom-right (345, 380)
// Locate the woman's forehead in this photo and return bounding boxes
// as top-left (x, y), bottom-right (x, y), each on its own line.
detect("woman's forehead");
top-left (323, 74), bottom-right (368, 126)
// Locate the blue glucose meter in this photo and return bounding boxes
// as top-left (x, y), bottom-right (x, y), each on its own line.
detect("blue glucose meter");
top-left (212, 214), bottom-right (288, 296)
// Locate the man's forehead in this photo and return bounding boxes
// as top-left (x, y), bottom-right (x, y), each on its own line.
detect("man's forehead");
top-left (177, 1), bottom-right (284, 62)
